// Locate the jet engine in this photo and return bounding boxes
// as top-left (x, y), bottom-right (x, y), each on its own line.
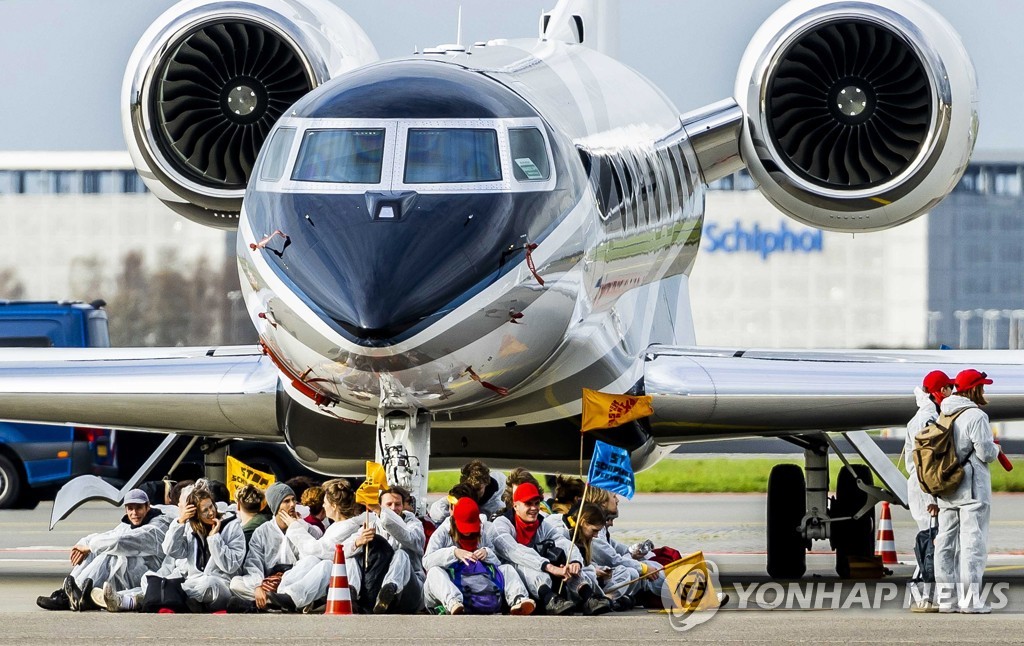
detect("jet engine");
top-left (122, 0), bottom-right (377, 229)
top-left (735, 0), bottom-right (977, 232)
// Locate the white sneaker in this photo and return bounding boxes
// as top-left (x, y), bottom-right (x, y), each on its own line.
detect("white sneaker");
top-left (510, 597), bottom-right (536, 615)
top-left (89, 587), bottom-right (106, 610)
top-left (959, 605), bottom-right (992, 614)
top-left (101, 581), bottom-right (121, 613)
top-left (937, 605), bottom-right (958, 614)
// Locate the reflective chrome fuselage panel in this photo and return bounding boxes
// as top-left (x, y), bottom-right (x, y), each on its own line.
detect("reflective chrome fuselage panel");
top-left (237, 40), bottom-right (704, 427)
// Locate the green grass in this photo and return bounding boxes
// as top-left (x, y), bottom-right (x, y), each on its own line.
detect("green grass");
top-left (428, 456), bottom-right (1024, 494)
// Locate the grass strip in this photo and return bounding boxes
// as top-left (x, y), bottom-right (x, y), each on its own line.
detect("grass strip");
top-left (428, 457), bottom-right (1023, 494)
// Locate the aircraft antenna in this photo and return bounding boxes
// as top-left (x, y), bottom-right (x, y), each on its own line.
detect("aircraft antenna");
top-left (456, 6), bottom-right (463, 47)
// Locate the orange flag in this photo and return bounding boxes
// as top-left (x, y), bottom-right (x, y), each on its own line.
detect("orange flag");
top-left (355, 461), bottom-right (388, 506)
top-left (580, 388), bottom-right (654, 433)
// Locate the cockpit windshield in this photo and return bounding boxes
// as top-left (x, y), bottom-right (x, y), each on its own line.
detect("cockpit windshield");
top-left (404, 129), bottom-right (502, 184)
top-left (291, 129), bottom-right (385, 183)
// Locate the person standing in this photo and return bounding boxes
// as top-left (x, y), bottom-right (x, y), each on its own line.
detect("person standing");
top-left (934, 369), bottom-right (1001, 614)
top-left (905, 370), bottom-right (953, 612)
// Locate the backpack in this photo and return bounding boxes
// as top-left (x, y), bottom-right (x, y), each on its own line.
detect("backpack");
top-left (913, 408), bottom-right (973, 496)
top-left (445, 560), bottom-right (505, 614)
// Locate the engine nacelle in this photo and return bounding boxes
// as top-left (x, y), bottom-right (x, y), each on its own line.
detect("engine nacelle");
top-left (122, 0), bottom-right (377, 229)
top-left (735, 0), bottom-right (977, 232)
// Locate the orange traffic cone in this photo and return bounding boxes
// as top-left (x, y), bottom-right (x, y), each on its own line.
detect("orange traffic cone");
top-left (875, 501), bottom-right (898, 565)
top-left (325, 543), bottom-right (353, 615)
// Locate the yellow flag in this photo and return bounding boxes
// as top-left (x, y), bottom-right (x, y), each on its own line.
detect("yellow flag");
top-left (580, 388), bottom-right (654, 433)
top-left (225, 455), bottom-right (275, 502)
top-left (355, 461), bottom-right (388, 506)
top-left (662, 551), bottom-right (719, 612)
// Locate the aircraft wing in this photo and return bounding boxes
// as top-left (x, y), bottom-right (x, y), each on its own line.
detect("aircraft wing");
top-left (0, 346), bottom-right (280, 439)
top-left (645, 345), bottom-right (1024, 439)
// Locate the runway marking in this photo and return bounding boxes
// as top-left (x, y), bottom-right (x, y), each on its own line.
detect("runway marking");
top-left (0, 559), bottom-right (65, 563)
top-left (985, 565), bottom-right (1024, 572)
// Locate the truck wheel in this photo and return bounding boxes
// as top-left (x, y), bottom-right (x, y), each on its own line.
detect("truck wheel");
top-left (767, 463), bottom-right (807, 579)
top-left (832, 464), bottom-right (875, 578)
top-left (0, 454), bottom-right (23, 509)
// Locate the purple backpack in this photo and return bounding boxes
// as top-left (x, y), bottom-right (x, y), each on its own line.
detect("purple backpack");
top-left (446, 560), bottom-right (505, 614)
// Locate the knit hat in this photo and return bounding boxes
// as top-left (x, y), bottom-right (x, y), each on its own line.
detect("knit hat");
top-left (265, 482), bottom-right (295, 515)
top-left (452, 497), bottom-right (482, 534)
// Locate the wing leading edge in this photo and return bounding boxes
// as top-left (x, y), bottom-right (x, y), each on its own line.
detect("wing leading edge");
top-left (0, 346), bottom-right (280, 439)
top-left (644, 345), bottom-right (1024, 442)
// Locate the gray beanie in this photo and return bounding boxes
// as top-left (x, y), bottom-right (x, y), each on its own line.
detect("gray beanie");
top-left (265, 482), bottom-right (295, 515)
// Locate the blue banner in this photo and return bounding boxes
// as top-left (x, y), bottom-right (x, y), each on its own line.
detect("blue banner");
top-left (587, 440), bottom-right (635, 500)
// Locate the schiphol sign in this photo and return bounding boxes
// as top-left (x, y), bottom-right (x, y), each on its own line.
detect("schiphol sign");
top-left (705, 219), bottom-right (824, 261)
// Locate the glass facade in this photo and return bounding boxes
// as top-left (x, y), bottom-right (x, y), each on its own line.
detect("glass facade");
top-left (0, 169), bottom-right (148, 195)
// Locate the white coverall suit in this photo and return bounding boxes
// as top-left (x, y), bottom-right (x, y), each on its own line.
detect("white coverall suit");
top-left (540, 513), bottom-right (609, 602)
top-left (421, 516), bottom-right (529, 613)
top-left (491, 511), bottom-right (581, 599)
top-left (933, 395), bottom-right (1000, 612)
top-left (70, 509), bottom-right (172, 590)
top-left (591, 530), bottom-right (664, 599)
top-left (905, 388), bottom-right (940, 531)
top-left (229, 518), bottom-right (322, 600)
top-left (342, 506), bottom-right (425, 607)
top-left (160, 513), bottom-right (246, 611)
top-left (276, 515), bottom-right (363, 609)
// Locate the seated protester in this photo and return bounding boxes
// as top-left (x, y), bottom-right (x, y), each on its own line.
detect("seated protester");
top-left (501, 468), bottom-right (553, 516)
top-left (227, 483), bottom-right (322, 613)
top-left (428, 482), bottom-right (479, 525)
top-left (139, 479), bottom-right (176, 508)
top-left (273, 478), bottom-right (366, 612)
top-left (562, 503), bottom-right (614, 615)
top-left (301, 486), bottom-right (329, 533)
top-left (548, 475), bottom-right (585, 515)
top-left (422, 497), bottom-right (533, 615)
top-left (154, 479), bottom-right (195, 517)
top-left (160, 486), bottom-right (246, 612)
top-left (285, 476), bottom-right (318, 518)
top-left (236, 484), bottom-right (270, 547)
top-left (343, 486), bottom-right (425, 614)
top-left (37, 489), bottom-right (171, 612)
top-left (428, 460), bottom-right (507, 523)
top-left (586, 489), bottom-right (664, 609)
top-left (491, 481), bottom-right (578, 615)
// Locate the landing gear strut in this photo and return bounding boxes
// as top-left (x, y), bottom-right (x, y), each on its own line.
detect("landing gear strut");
top-left (375, 377), bottom-right (431, 515)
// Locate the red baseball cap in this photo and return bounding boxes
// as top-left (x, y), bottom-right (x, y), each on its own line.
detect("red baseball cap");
top-left (452, 497), bottom-right (481, 534)
top-left (922, 370), bottom-right (954, 394)
top-left (955, 369), bottom-right (993, 392)
top-left (512, 482), bottom-right (543, 504)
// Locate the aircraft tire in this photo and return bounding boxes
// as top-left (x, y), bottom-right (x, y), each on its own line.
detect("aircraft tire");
top-left (832, 464), bottom-right (876, 578)
top-left (766, 463), bottom-right (807, 579)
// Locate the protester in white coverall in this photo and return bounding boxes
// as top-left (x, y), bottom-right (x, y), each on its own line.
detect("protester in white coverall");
top-left (422, 497), bottom-right (532, 615)
top-left (428, 461), bottom-right (507, 523)
top-left (934, 369), bottom-right (1001, 614)
top-left (274, 478), bottom-right (364, 611)
top-left (491, 481), bottom-right (579, 615)
top-left (342, 486), bottom-right (425, 614)
top-left (591, 494), bottom-right (665, 607)
top-left (161, 487), bottom-right (246, 611)
top-left (227, 483), bottom-right (322, 613)
top-left (35, 489), bottom-right (172, 611)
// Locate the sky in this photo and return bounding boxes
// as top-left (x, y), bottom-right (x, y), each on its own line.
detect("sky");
top-left (0, 0), bottom-right (1021, 152)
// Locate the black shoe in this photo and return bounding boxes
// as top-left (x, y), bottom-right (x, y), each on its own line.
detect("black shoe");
top-left (373, 583), bottom-right (398, 615)
top-left (545, 595), bottom-right (576, 616)
top-left (611, 595), bottom-right (634, 612)
top-left (36, 588), bottom-right (71, 611)
top-left (226, 597), bottom-right (259, 614)
top-left (63, 576), bottom-right (83, 611)
top-left (267, 591), bottom-right (297, 613)
top-left (184, 597), bottom-right (205, 614)
top-left (77, 579), bottom-right (96, 611)
top-left (582, 596), bottom-right (613, 616)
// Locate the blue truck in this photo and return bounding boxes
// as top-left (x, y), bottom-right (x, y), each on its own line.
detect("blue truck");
top-left (0, 301), bottom-right (116, 508)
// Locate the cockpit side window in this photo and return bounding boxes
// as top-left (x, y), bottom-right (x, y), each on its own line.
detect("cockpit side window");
top-left (509, 128), bottom-right (550, 181)
top-left (404, 129), bottom-right (501, 184)
top-left (258, 128), bottom-right (296, 182)
top-left (291, 129), bottom-right (385, 183)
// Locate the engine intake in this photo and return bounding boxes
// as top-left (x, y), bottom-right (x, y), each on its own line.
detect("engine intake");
top-left (735, 0), bottom-right (977, 232)
top-left (123, 0), bottom-right (377, 228)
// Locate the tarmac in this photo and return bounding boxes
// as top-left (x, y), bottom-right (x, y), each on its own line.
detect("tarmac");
top-left (1, 494), bottom-right (1022, 644)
